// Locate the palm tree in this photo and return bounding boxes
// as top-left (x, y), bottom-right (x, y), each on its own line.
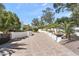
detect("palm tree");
top-left (62, 21), bottom-right (74, 40)
top-left (46, 23), bottom-right (60, 34)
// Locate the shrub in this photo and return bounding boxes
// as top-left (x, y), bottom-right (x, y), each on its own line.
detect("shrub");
top-left (0, 33), bottom-right (10, 45)
top-left (32, 28), bottom-right (38, 32)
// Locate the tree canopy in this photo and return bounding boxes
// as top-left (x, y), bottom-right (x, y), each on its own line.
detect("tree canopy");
top-left (41, 7), bottom-right (54, 24)
top-left (0, 4), bottom-right (21, 32)
top-left (53, 3), bottom-right (79, 26)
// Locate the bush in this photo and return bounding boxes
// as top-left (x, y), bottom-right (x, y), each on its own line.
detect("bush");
top-left (32, 28), bottom-right (38, 32)
top-left (0, 33), bottom-right (10, 45)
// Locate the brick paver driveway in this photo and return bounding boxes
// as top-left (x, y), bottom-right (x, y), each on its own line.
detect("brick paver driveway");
top-left (11, 32), bottom-right (76, 56)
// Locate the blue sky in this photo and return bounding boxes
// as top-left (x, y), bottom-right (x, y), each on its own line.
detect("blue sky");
top-left (3, 3), bottom-right (71, 25)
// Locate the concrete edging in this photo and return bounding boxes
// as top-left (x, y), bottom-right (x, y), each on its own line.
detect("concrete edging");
top-left (38, 29), bottom-right (62, 42)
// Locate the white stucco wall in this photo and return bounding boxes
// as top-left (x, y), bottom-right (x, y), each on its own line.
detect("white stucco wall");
top-left (11, 31), bottom-right (32, 39)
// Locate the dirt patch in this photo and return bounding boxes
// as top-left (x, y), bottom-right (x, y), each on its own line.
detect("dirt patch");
top-left (60, 36), bottom-right (79, 55)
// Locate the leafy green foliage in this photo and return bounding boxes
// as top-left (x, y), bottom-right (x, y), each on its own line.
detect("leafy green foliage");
top-left (41, 7), bottom-right (54, 24)
top-left (55, 17), bottom-right (70, 24)
top-left (46, 23), bottom-right (60, 29)
top-left (31, 18), bottom-right (39, 28)
top-left (32, 28), bottom-right (38, 32)
top-left (0, 3), bottom-right (5, 12)
top-left (0, 4), bottom-right (21, 33)
top-left (23, 25), bottom-right (32, 31)
top-left (53, 3), bottom-right (79, 26)
top-left (61, 21), bottom-right (75, 40)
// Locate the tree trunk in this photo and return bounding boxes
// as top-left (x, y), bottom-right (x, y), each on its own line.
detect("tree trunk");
top-left (67, 34), bottom-right (71, 41)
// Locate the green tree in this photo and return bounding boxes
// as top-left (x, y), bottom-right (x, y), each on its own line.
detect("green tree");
top-left (0, 4), bottom-right (21, 33)
top-left (55, 17), bottom-right (70, 24)
top-left (41, 7), bottom-right (54, 24)
top-left (37, 19), bottom-right (45, 29)
top-left (11, 12), bottom-right (21, 31)
top-left (0, 11), bottom-right (21, 33)
top-left (23, 24), bottom-right (32, 31)
top-left (0, 3), bottom-right (5, 12)
top-left (53, 3), bottom-right (79, 26)
top-left (31, 18), bottom-right (39, 28)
